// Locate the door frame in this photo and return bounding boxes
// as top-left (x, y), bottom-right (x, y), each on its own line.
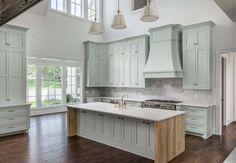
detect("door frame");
top-left (215, 48), bottom-right (236, 135)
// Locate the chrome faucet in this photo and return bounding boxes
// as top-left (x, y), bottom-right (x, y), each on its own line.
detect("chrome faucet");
top-left (115, 93), bottom-right (128, 109)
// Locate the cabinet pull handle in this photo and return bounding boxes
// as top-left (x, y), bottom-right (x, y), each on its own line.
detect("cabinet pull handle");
top-left (8, 126), bottom-right (15, 129)
top-left (5, 43), bottom-right (10, 46)
top-left (8, 110), bottom-right (15, 113)
top-left (142, 121), bottom-right (146, 124)
top-left (194, 43), bottom-right (198, 45)
top-left (82, 111), bottom-right (87, 113)
top-left (135, 50), bottom-right (138, 53)
top-left (6, 99), bottom-right (11, 101)
top-left (8, 118), bottom-right (16, 121)
top-left (135, 83), bottom-right (138, 85)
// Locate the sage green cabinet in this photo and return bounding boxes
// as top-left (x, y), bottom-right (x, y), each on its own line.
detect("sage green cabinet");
top-left (183, 21), bottom-right (215, 89)
top-left (85, 42), bottom-right (108, 87)
top-left (85, 35), bottom-right (149, 88)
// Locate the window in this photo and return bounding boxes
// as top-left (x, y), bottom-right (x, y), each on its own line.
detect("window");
top-left (50, 0), bottom-right (99, 22)
top-left (131, 0), bottom-right (146, 12)
top-left (66, 67), bottom-right (80, 103)
top-left (27, 64), bottom-right (36, 108)
top-left (41, 66), bottom-right (63, 107)
top-left (51, 0), bottom-right (67, 12)
top-left (71, 0), bottom-right (83, 17)
top-left (27, 57), bottom-right (82, 109)
top-left (88, 0), bottom-right (96, 21)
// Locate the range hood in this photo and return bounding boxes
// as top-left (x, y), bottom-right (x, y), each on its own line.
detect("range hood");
top-left (144, 24), bottom-right (183, 78)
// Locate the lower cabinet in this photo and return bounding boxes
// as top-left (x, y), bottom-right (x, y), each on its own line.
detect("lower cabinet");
top-left (77, 110), bottom-right (155, 159)
top-left (176, 105), bottom-right (215, 139)
top-left (0, 105), bottom-right (30, 136)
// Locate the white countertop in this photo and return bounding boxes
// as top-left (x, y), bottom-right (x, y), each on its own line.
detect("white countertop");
top-left (67, 102), bottom-right (185, 122)
top-left (0, 103), bottom-right (31, 109)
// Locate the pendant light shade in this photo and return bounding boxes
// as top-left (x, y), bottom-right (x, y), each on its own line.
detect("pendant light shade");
top-left (88, 0), bottom-right (102, 35)
top-left (111, 0), bottom-right (127, 29)
top-left (89, 18), bottom-right (102, 35)
top-left (140, 0), bottom-right (159, 22)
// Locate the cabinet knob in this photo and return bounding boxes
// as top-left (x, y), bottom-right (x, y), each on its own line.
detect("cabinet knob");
top-left (135, 83), bottom-right (138, 85)
top-left (194, 43), bottom-right (198, 45)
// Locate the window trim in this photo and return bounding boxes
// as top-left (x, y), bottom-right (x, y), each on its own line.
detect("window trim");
top-left (49, 0), bottom-right (100, 22)
top-left (27, 56), bottom-right (84, 110)
top-left (129, 0), bottom-right (146, 14)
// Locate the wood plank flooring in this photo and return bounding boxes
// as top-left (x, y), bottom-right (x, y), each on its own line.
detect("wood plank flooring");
top-left (0, 113), bottom-right (236, 163)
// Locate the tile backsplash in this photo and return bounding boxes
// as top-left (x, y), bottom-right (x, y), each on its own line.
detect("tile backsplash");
top-left (86, 79), bottom-right (214, 104)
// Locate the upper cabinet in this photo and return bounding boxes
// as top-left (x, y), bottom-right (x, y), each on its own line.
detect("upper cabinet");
top-left (0, 25), bottom-right (27, 105)
top-left (85, 35), bottom-right (149, 88)
top-left (183, 22), bottom-right (215, 89)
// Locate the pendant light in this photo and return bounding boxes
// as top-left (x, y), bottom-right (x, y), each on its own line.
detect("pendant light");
top-left (89, 0), bottom-right (102, 35)
top-left (140, 0), bottom-right (159, 22)
top-left (111, 0), bottom-right (127, 29)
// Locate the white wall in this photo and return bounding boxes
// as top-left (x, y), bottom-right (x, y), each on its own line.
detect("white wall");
top-left (102, 0), bottom-right (236, 51)
top-left (8, 0), bottom-right (102, 60)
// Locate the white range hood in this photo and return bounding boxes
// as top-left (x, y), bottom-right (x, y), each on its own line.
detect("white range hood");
top-left (144, 24), bottom-right (183, 78)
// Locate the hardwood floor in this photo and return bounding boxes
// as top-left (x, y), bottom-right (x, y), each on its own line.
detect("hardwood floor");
top-left (0, 113), bottom-right (235, 163)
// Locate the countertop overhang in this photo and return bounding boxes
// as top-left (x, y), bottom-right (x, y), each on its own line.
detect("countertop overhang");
top-left (67, 102), bottom-right (185, 122)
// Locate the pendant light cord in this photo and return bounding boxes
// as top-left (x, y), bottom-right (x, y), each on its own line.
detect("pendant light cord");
top-left (94, 0), bottom-right (97, 22)
top-left (118, 0), bottom-right (120, 13)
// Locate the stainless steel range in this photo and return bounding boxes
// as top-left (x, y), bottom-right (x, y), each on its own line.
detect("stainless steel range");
top-left (143, 99), bottom-right (182, 110)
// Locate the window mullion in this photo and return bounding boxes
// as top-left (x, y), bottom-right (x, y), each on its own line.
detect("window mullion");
top-left (84, 0), bottom-right (88, 20)
top-left (62, 67), bottom-right (67, 106)
top-left (36, 64), bottom-right (42, 109)
top-left (67, 0), bottom-right (71, 15)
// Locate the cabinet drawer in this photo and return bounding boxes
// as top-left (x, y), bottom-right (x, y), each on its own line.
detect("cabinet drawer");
top-left (185, 124), bottom-right (204, 134)
top-left (0, 123), bottom-right (27, 135)
top-left (0, 116), bottom-right (27, 127)
top-left (180, 107), bottom-right (205, 117)
top-left (0, 107), bottom-right (28, 118)
top-left (185, 116), bottom-right (205, 125)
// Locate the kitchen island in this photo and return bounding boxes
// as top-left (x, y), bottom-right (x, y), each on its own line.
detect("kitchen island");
top-left (67, 102), bottom-right (185, 163)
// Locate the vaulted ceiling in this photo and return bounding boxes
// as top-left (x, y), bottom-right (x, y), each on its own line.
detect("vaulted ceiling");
top-left (0, 0), bottom-right (43, 26)
top-left (214, 0), bottom-right (236, 21)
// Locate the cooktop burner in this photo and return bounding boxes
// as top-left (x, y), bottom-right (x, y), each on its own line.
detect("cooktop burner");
top-left (143, 99), bottom-right (182, 110)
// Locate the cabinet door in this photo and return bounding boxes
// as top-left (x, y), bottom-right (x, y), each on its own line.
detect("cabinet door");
top-left (113, 51), bottom-right (119, 86)
top-left (130, 53), bottom-right (139, 87)
top-left (0, 50), bottom-right (7, 76)
top-left (86, 60), bottom-right (98, 87)
top-left (8, 50), bottom-right (24, 103)
top-left (96, 113), bottom-right (104, 136)
top-left (123, 118), bottom-right (134, 145)
top-left (0, 30), bottom-right (8, 47)
top-left (108, 56), bottom-right (114, 86)
top-left (104, 114), bottom-right (113, 138)
top-left (183, 50), bottom-right (196, 88)
top-left (135, 120), bottom-right (147, 148)
top-left (8, 32), bottom-right (24, 49)
top-left (146, 122), bottom-right (154, 150)
top-left (0, 77), bottom-right (7, 104)
top-left (113, 116), bottom-right (123, 142)
top-left (86, 111), bottom-right (96, 134)
top-left (119, 53), bottom-right (125, 86)
top-left (196, 29), bottom-right (208, 48)
top-left (98, 59), bottom-right (108, 87)
top-left (196, 48), bottom-right (210, 88)
top-left (79, 110), bottom-right (88, 133)
top-left (184, 30), bottom-right (197, 50)
top-left (124, 53), bottom-right (131, 87)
